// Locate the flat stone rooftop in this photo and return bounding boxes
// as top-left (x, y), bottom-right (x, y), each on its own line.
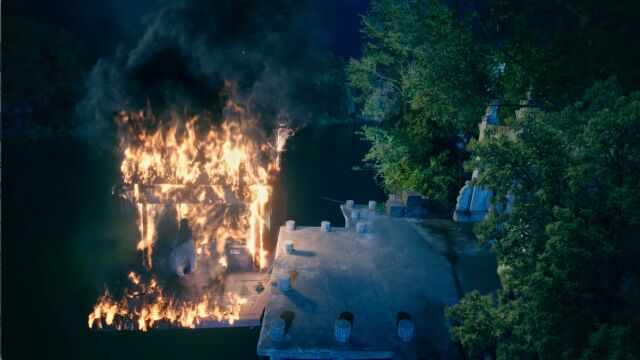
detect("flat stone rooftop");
top-left (257, 205), bottom-right (500, 359)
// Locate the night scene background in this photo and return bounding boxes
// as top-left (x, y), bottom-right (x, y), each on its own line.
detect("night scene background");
top-left (2, 0), bottom-right (640, 359)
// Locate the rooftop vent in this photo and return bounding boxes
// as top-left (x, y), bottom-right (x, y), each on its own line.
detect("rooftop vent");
top-left (285, 220), bottom-right (296, 232)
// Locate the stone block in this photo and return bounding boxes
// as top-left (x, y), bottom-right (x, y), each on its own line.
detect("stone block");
top-left (405, 206), bottom-right (422, 218)
top-left (402, 190), bottom-right (422, 207)
top-left (386, 202), bottom-right (405, 217)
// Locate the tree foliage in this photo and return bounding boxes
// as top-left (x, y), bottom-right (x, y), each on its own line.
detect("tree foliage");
top-left (472, 0), bottom-right (640, 114)
top-left (358, 126), bottom-right (454, 203)
top-left (447, 80), bottom-right (640, 359)
top-left (348, 0), bottom-right (491, 205)
top-left (351, 1), bottom-right (640, 357)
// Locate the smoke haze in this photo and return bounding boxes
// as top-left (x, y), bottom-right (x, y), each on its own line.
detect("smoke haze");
top-left (78, 0), bottom-right (352, 138)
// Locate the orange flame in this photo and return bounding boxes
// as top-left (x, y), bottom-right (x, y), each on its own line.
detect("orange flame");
top-left (88, 86), bottom-right (292, 330)
top-left (88, 275), bottom-right (248, 331)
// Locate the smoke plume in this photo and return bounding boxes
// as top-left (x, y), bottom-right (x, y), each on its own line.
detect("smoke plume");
top-left (77, 0), bottom-right (350, 138)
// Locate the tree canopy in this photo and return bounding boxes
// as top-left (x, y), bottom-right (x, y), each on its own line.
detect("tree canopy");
top-left (348, 0), bottom-right (492, 205)
top-left (350, 0), bottom-right (640, 205)
top-left (448, 80), bottom-right (640, 359)
top-left (350, 0), bottom-right (640, 358)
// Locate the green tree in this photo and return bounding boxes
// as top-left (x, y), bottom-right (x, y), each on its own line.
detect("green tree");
top-left (350, 0), bottom-right (640, 357)
top-left (348, 0), bottom-right (492, 205)
top-left (473, 0), bottom-right (640, 119)
top-left (447, 80), bottom-right (640, 359)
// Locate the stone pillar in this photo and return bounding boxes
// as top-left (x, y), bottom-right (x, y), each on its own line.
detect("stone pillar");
top-left (356, 222), bottom-right (366, 234)
top-left (321, 221), bottom-right (331, 232)
top-left (334, 319), bottom-right (351, 343)
top-left (285, 220), bottom-right (296, 232)
top-left (368, 200), bottom-right (377, 210)
top-left (345, 200), bottom-right (354, 208)
top-left (397, 319), bottom-right (414, 342)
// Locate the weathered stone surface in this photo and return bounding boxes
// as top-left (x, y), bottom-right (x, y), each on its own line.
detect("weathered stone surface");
top-left (455, 181), bottom-right (473, 212)
top-left (277, 276), bottom-right (290, 291)
top-left (402, 190), bottom-right (422, 208)
top-left (453, 181), bottom-right (492, 222)
top-left (257, 209), bottom-right (500, 359)
top-left (405, 206), bottom-right (422, 218)
top-left (386, 201), bottom-right (405, 217)
top-left (469, 187), bottom-right (492, 214)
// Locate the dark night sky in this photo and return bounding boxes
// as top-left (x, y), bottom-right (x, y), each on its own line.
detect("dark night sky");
top-left (3, 0), bottom-right (371, 61)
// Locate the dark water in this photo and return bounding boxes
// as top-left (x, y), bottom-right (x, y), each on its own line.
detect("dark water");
top-left (2, 122), bottom-right (384, 359)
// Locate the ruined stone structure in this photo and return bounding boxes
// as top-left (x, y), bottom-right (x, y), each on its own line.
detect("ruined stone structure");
top-left (257, 201), bottom-right (500, 359)
top-left (453, 101), bottom-right (526, 222)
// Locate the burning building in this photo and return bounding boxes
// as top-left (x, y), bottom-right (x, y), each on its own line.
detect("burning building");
top-left (88, 86), bottom-right (292, 331)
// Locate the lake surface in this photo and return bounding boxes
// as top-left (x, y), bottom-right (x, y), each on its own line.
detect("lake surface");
top-left (2, 121), bottom-right (385, 359)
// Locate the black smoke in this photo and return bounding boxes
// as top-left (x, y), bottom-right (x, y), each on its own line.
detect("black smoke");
top-left (78, 0), bottom-right (352, 138)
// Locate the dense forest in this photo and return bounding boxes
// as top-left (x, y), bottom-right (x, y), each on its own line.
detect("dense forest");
top-left (349, 0), bottom-right (640, 358)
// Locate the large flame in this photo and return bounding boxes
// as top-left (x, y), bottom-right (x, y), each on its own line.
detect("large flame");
top-left (88, 87), bottom-right (291, 331)
top-left (88, 274), bottom-right (249, 331)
